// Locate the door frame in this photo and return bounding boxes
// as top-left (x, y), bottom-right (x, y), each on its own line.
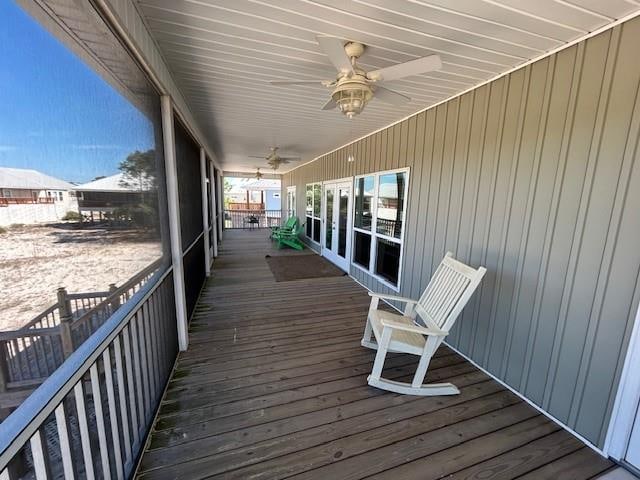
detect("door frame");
top-left (321, 177), bottom-right (353, 272)
top-left (605, 300), bottom-right (640, 465)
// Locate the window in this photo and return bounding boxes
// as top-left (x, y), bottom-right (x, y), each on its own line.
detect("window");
top-left (286, 186), bottom-right (296, 218)
top-left (305, 182), bottom-right (321, 243)
top-left (352, 169), bottom-right (409, 289)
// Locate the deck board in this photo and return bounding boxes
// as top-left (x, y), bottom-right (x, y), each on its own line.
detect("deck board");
top-left (137, 229), bottom-right (613, 479)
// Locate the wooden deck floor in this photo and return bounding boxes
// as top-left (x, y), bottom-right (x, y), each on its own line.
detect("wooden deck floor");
top-left (137, 229), bottom-right (614, 480)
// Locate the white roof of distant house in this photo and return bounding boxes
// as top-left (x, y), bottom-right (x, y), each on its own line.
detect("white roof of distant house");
top-left (0, 167), bottom-right (75, 190)
top-left (230, 179), bottom-right (281, 193)
top-left (76, 172), bottom-right (151, 193)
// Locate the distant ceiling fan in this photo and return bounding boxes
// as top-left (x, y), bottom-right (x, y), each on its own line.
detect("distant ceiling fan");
top-left (270, 36), bottom-right (442, 118)
top-left (250, 147), bottom-right (301, 170)
top-left (254, 168), bottom-right (263, 180)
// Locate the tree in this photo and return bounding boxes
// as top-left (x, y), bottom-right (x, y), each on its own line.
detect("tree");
top-left (117, 149), bottom-right (158, 231)
top-left (118, 149), bottom-right (156, 191)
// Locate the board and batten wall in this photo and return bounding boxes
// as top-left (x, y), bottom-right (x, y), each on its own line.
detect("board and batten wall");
top-left (283, 16), bottom-right (640, 449)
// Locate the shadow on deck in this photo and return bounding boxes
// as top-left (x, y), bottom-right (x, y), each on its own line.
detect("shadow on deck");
top-left (136, 229), bottom-right (614, 479)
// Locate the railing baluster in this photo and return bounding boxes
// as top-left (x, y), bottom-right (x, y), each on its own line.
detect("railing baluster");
top-left (29, 429), bottom-right (50, 480)
top-left (102, 347), bottom-right (124, 480)
top-left (129, 318), bottom-right (146, 436)
top-left (113, 336), bottom-right (133, 468)
top-left (89, 363), bottom-right (111, 479)
top-left (73, 381), bottom-right (95, 480)
top-left (136, 310), bottom-right (152, 421)
top-left (144, 299), bottom-right (158, 401)
top-left (154, 288), bottom-right (168, 384)
top-left (54, 401), bottom-right (76, 480)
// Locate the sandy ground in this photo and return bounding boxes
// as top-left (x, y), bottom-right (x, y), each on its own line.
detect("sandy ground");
top-left (0, 223), bottom-right (162, 331)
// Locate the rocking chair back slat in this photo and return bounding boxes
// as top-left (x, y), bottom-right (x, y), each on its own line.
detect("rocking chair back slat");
top-left (416, 252), bottom-right (479, 331)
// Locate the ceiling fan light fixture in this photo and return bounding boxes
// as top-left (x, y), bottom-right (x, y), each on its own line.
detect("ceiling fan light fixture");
top-left (331, 81), bottom-right (372, 118)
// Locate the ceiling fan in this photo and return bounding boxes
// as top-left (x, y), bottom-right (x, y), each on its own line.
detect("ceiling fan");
top-left (270, 36), bottom-right (442, 118)
top-left (249, 147), bottom-right (301, 170)
top-left (254, 168), bottom-right (263, 180)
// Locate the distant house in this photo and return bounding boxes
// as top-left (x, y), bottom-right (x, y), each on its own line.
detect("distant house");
top-left (226, 179), bottom-right (281, 211)
top-left (75, 172), bottom-right (150, 217)
top-left (0, 167), bottom-right (78, 225)
top-left (0, 167), bottom-right (75, 206)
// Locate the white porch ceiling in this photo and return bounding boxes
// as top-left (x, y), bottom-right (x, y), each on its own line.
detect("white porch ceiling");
top-left (135, 0), bottom-right (640, 173)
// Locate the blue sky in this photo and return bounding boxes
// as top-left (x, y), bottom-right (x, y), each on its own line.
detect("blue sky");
top-left (0, 0), bottom-right (155, 184)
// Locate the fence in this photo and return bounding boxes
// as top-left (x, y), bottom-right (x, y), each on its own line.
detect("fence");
top-left (223, 209), bottom-right (282, 229)
top-left (0, 198), bottom-right (55, 207)
top-left (0, 268), bottom-right (177, 479)
top-left (0, 259), bottom-right (162, 396)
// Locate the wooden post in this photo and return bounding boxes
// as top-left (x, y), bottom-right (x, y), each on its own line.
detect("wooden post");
top-left (200, 147), bottom-right (211, 276)
top-left (57, 287), bottom-right (74, 359)
top-left (209, 160), bottom-right (218, 258)
top-left (161, 95), bottom-right (189, 351)
top-left (109, 283), bottom-right (120, 311)
top-left (0, 340), bottom-right (9, 393)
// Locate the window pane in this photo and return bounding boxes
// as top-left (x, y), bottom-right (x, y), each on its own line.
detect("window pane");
top-left (353, 231), bottom-right (371, 269)
top-left (354, 176), bottom-right (374, 230)
top-left (306, 216), bottom-right (312, 237)
top-left (313, 218), bottom-right (321, 243)
top-left (313, 184), bottom-right (321, 217)
top-left (325, 188), bottom-right (333, 248)
top-left (376, 172), bottom-right (405, 238)
top-left (375, 238), bottom-right (401, 286)
top-left (338, 187), bottom-right (348, 257)
top-left (306, 185), bottom-right (312, 215)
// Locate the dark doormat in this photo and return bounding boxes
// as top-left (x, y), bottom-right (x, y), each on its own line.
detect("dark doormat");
top-left (265, 253), bottom-right (347, 282)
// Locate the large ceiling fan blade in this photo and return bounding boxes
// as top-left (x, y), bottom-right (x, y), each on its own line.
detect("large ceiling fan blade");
top-left (248, 155), bottom-right (267, 159)
top-left (269, 80), bottom-right (327, 86)
top-left (368, 54), bottom-right (442, 82)
top-left (374, 86), bottom-right (411, 105)
top-left (321, 97), bottom-right (337, 110)
top-left (279, 157), bottom-right (301, 162)
top-left (316, 36), bottom-right (354, 74)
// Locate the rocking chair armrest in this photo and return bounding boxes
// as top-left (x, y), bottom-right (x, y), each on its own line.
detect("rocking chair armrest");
top-left (368, 292), bottom-right (418, 305)
top-left (380, 319), bottom-right (448, 337)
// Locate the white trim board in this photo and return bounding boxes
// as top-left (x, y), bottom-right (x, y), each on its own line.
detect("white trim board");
top-left (347, 272), bottom-right (610, 458)
top-left (605, 296), bottom-right (640, 460)
top-left (286, 9), bottom-right (640, 177)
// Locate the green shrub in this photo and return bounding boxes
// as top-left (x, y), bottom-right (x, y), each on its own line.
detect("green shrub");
top-left (62, 210), bottom-right (82, 221)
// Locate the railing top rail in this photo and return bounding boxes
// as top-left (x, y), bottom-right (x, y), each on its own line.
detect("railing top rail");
top-left (0, 328), bottom-right (61, 341)
top-left (66, 291), bottom-right (111, 300)
top-left (21, 304), bottom-right (59, 330)
top-left (0, 266), bottom-right (173, 470)
top-left (71, 258), bottom-right (162, 329)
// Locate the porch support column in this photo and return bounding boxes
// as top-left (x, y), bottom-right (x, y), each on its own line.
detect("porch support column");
top-left (209, 160), bottom-right (219, 258)
top-left (161, 95), bottom-right (189, 351)
top-left (199, 147), bottom-right (211, 276)
top-left (217, 171), bottom-right (224, 233)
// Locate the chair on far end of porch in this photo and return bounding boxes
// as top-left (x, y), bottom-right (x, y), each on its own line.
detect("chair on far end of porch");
top-left (273, 223), bottom-right (305, 250)
top-left (362, 252), bottom-right (486, 396)
top-left (270, 216), bottom-right (298, 239)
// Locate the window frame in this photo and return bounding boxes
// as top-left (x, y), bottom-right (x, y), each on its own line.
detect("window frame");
top-left (305, 182), bottom-right (322, 244)
top-left (351, 167), bottom-right (410, 292)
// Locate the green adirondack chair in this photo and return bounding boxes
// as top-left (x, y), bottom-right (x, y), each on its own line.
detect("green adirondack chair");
top-left (270, 216), bottom-right (298, 239)
top-left (274, 223), bottom-right (305, 250)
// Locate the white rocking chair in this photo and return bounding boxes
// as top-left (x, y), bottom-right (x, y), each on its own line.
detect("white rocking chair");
top-left (362, 252), bottom-right (486, 396)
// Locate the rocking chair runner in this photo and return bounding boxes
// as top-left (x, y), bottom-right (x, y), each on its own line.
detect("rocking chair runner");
top-left (362, 252), bottom-right (486, 396)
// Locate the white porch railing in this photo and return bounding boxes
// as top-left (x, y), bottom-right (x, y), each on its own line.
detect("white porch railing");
top-left (0, 267), bottom-right (178, 479)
